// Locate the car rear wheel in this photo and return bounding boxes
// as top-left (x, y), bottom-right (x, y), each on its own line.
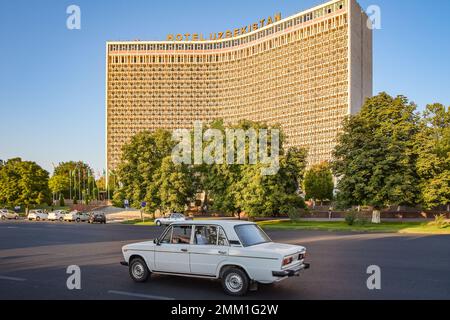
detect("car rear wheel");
top-left (76, 218), bottom-right (81, 223)
top-left (14, 216), bottom-right (19, 220)
top-left (1, 216), bottom-right (6, 220)
top-left (156, 220), bottom-right (162, 227)
top-left (59, 217), bottom-right (63, 222)
top-left (36, 217), bottom-right (41, 221)
top-left (129, 258), bottom-right (150, 283)
top-left (221, 267), bottom-right (249, 297)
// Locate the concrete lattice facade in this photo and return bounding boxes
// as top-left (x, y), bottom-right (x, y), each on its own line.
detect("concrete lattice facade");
top-left (106, 0), bottom-right (372, 173)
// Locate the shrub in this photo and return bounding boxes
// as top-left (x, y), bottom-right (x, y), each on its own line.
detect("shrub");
top-left (430, 214), bottom-right (449, 229)
top-left (286, 207), bottom-right (301, 221)
top-left (345, 211), bottom-right (357, 226)
top-left (112, 190), bottom-right (125, 208)
top-left (357, 214), bottom-right (370, 226)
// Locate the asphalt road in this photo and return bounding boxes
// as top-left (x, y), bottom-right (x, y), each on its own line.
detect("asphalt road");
top-left (0, 220), bottom-right (449, 300)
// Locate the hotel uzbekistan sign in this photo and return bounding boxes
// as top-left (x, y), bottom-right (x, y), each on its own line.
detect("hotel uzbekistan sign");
top-left (167, 13), bottom-right (282, 42)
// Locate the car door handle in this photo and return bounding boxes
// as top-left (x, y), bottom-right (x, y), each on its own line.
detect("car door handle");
top-left (218, 251), bottom-right (227, 255)
top-left (181, 249), bottom-right (188, 252)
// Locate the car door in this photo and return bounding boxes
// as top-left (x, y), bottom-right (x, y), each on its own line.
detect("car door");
top-left (189, 225), bottom-right (230, 276)
top-left (154, 225), bottom-right (193, 274)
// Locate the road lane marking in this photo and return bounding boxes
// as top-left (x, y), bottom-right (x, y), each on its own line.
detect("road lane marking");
top-left (108, 290), bottom-right (174, 300)
top-left (0, 275), bottom-right (26, 282)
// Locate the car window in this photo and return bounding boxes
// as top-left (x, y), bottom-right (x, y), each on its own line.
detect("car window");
top-left (171, 226), bottom-right (192, 244)
top-left (218, 227), bottom-right (229, 246)
top-left (194, 226), bottom-right (218, 245)
top-left (160, 227), bottom-right (173, 244)
top-left (234, 224), bottom-right (272, 247)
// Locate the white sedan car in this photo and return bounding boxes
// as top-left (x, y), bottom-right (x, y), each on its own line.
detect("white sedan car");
top-left (121, 221), bottom-right (309, 296)
top-left (48, 210), bottom-right (68, 222)
top-left (28, 210), bottom-right (48, 221)
top-left (64, 211), bottom-right (90, 223)
top-left (154, 213), bottom-right (189, 226)
top-left (0, 209), bottom-right (19, 220)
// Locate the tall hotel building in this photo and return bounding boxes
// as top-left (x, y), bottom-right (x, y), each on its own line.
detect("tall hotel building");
top-left (106, 0), bottom-right (372, 173)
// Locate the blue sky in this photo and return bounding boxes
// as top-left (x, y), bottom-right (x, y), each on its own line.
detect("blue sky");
top-left (0, 0), bottom-right (449, 175)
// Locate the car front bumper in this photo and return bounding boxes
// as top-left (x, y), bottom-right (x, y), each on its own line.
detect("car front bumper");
top-left (272, 263), bottom-right (310, 278)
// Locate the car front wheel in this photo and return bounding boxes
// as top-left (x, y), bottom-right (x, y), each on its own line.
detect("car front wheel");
top-left (36, 217), bottom-right (41, 221)
top-left (129, 258), bottom-right (150, 283)
top-left (15, 216), bottom-right (19, 220)
top-left (1, 216), bottom-right (6, 220)
top-left (156, 220), bottom-right (161, 227)
top-left (221, 267), bottom-right (250, 297)
top-left (59, 217), bottom-right (63, 222)
top-left (76, 218), bottom-right (81, 223)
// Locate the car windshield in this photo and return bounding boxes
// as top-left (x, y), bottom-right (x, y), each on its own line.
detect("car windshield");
top-left (234, 224), bottom-right (272, 247)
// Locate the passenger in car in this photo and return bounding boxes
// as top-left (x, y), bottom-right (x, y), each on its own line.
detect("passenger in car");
top-left (195, 230), bottom-right (207, 245)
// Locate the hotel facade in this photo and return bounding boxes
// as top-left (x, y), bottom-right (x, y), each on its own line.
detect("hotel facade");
top-left (106, 0), bottom-right (372, 173)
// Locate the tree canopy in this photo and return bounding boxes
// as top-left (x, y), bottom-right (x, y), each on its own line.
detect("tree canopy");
top-left (304, 162), bottom-right (334, 204)
top-left (50, 161), bottom-right (95, 200)
top-left (113, 120), bottom-right (308, 217)
top-left (332, 92), bottom-right (421, 209)
top-left (415, 103), bottom-right (450, 209)
top-left (0, 158), bottom-right (51, 210)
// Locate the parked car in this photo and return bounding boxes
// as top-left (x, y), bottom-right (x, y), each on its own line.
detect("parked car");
top-left (48, 210), bottom-right (68, 222)
top-left (28, 210), bottom-right (48, 221)
top-left (64, 211), bottom-right (89, 223)
top-left (154, 213), bottom-right (190, 226)
top-left (88, 212), bottom-right (107, 224)
top-left (0, 209), bottom-right (19, 220)
top-left (120, 221), bottom-right (310, 296)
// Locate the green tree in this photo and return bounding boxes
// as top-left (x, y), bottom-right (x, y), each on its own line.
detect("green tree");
top-left (0, 158), bottom-right (51, 213)
top-left (235, 155), bottom-right (307, 219)
top-left (150, 157), bottom-right (194, 213)
top-left (304, 162), bottom-right (334, 206)
top-left (49, 175), bottom-right (70, 195)
top-left (52, 161), bottom-right (93, 200)
top-left (332, 93), bottom-right (420, 222)
top-left (194, 120), bottom-right (307, 218)
top-left (415, 103), bottom-right (450, 209)
top-left (230, 121), bottom-right (307, 218)
top-left (114, 129), bottom-right (175, 210)
top-left (193, 120), bottom-right (242, 216)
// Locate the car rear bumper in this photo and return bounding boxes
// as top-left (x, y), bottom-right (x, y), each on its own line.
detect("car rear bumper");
top-left (272, 263), bottom-right (310, 278)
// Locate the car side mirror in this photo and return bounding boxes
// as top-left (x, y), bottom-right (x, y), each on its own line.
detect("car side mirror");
top-left (154, 238), bottom-right (160, 246)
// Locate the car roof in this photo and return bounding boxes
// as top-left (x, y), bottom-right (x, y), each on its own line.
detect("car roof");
top-left (170, 220), bottom-right (255, 227)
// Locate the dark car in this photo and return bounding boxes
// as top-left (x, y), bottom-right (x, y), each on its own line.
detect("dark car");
top-left (88, 212), bottom-right (107, 224)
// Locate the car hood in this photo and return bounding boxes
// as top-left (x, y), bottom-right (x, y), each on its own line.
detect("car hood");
top-left (123, 241), bottom-right (156, 252)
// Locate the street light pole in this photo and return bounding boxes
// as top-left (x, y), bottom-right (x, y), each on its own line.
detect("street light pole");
top-left (69, 170), bottom-right (72, 201)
